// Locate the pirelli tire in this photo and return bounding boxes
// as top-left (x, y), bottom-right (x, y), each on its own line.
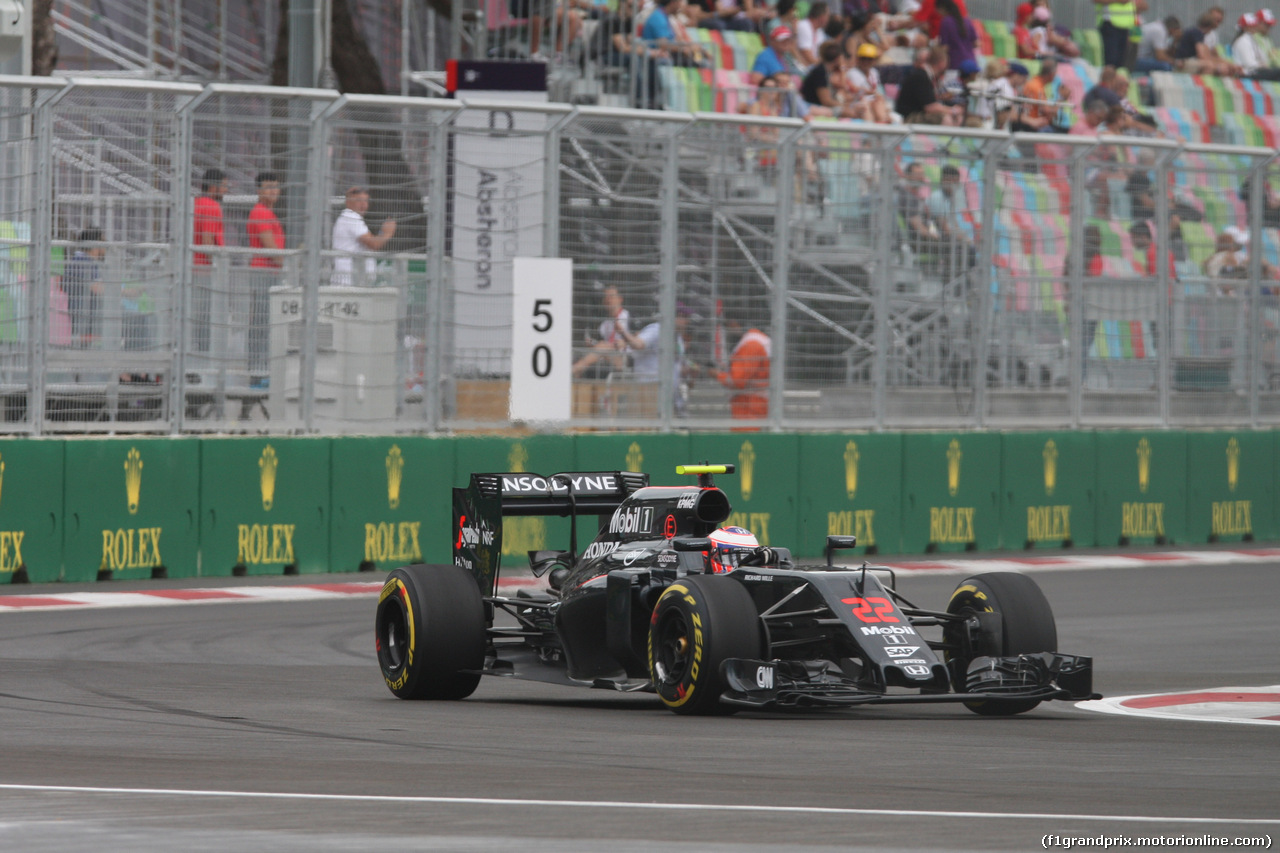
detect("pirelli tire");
top-left (648, 575), bottom-right (762, 716)
top-left (376, 564), bottom-right (486, 700)
top-left (946, 572), bottom-right (1058, 717)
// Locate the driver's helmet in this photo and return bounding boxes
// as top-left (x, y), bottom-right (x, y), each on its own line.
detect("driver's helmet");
top-left (707, 526), bottom-right (759, 574)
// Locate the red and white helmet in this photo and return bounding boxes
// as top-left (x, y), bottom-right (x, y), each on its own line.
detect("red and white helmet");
top-left (708, 526), bottom-right (759, 573)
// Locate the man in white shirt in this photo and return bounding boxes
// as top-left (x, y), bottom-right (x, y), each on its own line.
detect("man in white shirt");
top-left (331, 186), bottom-right (396, 286)
top-left (795, 1), bottom-right (830, 68)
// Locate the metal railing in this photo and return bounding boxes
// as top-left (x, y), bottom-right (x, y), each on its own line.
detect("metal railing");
top-left (1, 75), bottom-right (1278, 435)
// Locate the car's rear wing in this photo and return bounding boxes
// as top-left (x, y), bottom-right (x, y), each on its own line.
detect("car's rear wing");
top-left (453, 471), bottom-right (649, 597)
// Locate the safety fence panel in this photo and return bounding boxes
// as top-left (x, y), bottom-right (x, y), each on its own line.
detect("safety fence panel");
top-left (63, 438), bottom-right (201, 581)
top-left (43, 81), bottom-right (202, 431)
top-left (796, 433), bottom-right (903, 559)
top-left (1185, 431), bottom-right (1274, 544)
top-left (557, 110), bottom-right (682, 428)
top-left (688, 433), bottom-right (799, 549)
top-left (999, 431), bottom-right (1096, 550)
top-left (901, 433), bottom-right (1001, 553)
top-left (0, 439), bottom-right (65, 582)
top-left (330, 436), bottom-right (456, 573)
top-left (199, 437), bottom-right (332, 576)
top-left (573, 433), bottom-right (692, 484)
top-left (452, 434), bottom-right (576, 566)
top-left (1094, 431), bottom-right (1188, 547)
top-left (182, 86), bottom-right (334, 430)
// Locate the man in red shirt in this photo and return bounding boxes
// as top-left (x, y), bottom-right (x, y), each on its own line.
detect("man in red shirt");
top-left (191, 168), bottom-right (227, 354)
top-left (245, 172), bottom-right (283, 385)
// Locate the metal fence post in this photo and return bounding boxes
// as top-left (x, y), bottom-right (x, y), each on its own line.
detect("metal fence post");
top-left (426, 106), bottom-right (460, 431)
top-left (973, 137), bottom-right (1008, 428)
top-left (768, 124), bottom-right (803, 431)
top-left (1066, 141), bottom-right (1087, 429)
top-left (1154, 143), bottom-right (1171, 427)
top-left (872, 133), bottom-right (905, 430)
top-left (1247, 154), bottom-right (1274, 427)
top-left (656, 118), bottom-right (688, 431)
top-left (302, 96), bottom-right (345, 431)
top-left (27, 85), bottom-right (59, 435)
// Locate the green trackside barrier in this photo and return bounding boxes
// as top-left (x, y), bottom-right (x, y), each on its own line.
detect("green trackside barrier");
top-left (453, 434), bottom-right (576, 566)
top-left (330, 436), bottom-right (456, 573)
top-left (1095, 431), bottom-right (1187, 546)
top-left (797, 433), bottom-right (902, 558)
top-left (0, 440), bottom-right (65, 583)
top-left (688, 433), bottom-right (801, 549)
top-left (1186, 431), bottom-right (1273, 544)
top-left (1000, 432), bottom-right (1097, 550)
top-left (200, 437), bottom-right (332, 576)
top-left (901, 433), bottom-right (1001, 553)
top-left (573, 433), bottom-right (692, 483)
top-left (63, 438), bottom-right (201, 582)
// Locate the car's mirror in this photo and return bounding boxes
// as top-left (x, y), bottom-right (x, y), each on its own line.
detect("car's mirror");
top-left (529, 550), bottom-right (574, 578)
top-left (672, 537), bottom-right (712, 552)
top-left (825, 535), bottom-right (858, 566)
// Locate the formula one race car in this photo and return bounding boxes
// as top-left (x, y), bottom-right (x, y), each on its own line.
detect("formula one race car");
top-left (374, 465), bottom-right (1098, 715)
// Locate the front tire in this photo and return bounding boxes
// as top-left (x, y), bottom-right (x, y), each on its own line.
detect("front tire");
top-left (946, 572), bottom-right (1057, 716)
top-left (648, 575), bottom-right (761, 715)
top-left (376, 564), bottom-right (486, 700)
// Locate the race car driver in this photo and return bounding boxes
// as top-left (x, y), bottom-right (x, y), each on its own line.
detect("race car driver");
top-left (707, 526), bottom-right (759, 573)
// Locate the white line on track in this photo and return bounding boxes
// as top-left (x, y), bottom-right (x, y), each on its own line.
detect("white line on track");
top-left (0, 784), bottom-right (1276, 826)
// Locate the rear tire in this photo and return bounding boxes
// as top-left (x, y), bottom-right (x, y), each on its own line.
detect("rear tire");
top-left (946, 572), bottom-right (1057, 716)
top-left (376, 564), bottom-right (486, 700)
top-left (648, 575), bottom-right (761, 716)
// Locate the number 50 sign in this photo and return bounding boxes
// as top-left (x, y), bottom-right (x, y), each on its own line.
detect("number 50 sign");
top-left (510, 257), bottom-right (573, 422)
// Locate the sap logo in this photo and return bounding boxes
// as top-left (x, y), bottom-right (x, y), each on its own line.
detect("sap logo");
top-left (903, 665), bottom-right (930, 676)
top-left (581, 540), bottom-right (618, 561)
top-left (885, 646), bottom-right (920, 658)
top-left (677, 492), bottom-right (699, 510)
top-left (609, 505), bottom-right (654, 535)
top-left (861, 625), bottom-right (916, 636)
top-left (457, 515), bottom-right (495, 548)
top-left (755, 665), bottom-right (774, 690)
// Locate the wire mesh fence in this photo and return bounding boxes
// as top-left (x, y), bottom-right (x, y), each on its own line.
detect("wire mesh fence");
top-left (1, 76), bottom-right (1280, 434)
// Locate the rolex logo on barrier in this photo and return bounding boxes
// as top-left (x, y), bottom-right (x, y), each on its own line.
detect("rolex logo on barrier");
top-left (386, 445), bottom-right (404, 510)
top-left (1227, 437), bottom-right (1240, 493)
top-left (1043, 439), bottom-right (1058, 497)
top-left (739, 441), bottom-right (756, 501)
top-left (509, 442), bottom-right (528, 473)
top-left (124, 447), bottom-right (143, 515)
top-left (947, 439), bottom-right (962, 497)
top-left (626, 442), bottom-right (643, 474)
top-left (844, 440), bottom-right (860, 500)
top-left (1137, 437), bottom-right (1152, 494)
top-left (259, 445), bottom-right (278, 511)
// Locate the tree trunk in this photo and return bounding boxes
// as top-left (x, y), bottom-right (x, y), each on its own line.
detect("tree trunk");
top-left (271, 0), bottom-right (428, 253)
top-left (32, 0), bottom-right (59, 76)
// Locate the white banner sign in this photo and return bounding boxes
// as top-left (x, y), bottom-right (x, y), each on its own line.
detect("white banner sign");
top-left (510, 257), bottom-right (573, 422)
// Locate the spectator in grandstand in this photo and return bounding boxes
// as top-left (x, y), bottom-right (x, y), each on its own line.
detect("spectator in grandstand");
top-left (801, 40), bottom-right (863, 117)
top-left (750, 25), bottom-right (800, 84)
top-left (1232, 12), bottom-right (1280, 79)
top-left (927, 164), bottom-right (976, 273)
top-left (913, 0), bottom-right (967, 42)
top-left (1084, 65), bottom-right (1123, 112)
top-left (331, 187), bottom-right (396, 287)
top-left (642, 0), bottom-right (708, 66)
top-left (1258, 9), bottom-right (1279, 59)
top-left (968, 58), bottom-right (1016, 129)
top-left (512, 0), bottom-right (550, 59)
top-left (1094, 0), bottom-right (1143, 70)
top-left (1174, 11), bottom-right (1242, 76)
top-left (1204, 231), bottom-right (1249, 284)
top-left (1238, 177), bottom-right (1280, 228)
top-left (64, 227), bottom-right (105, 349)
top-left (897, 161), bottom-right (946, 263)
top-left (573, 284), bottom-right (630, 379)
top-left (796, 1), bottom-right (830, 67)
top-left (845, 42), bottom-right (893, 123)
top-left (1023, 4), bottom-right (1079, 61)
top-left (935, 0), bottom-right (976, 71)
top-left (1013, 58), bottom-right (1069, 133)
top-left (1129, 221), bottom-right (1177, 281)
top-left (246, 172), bottom-right (283, 385)
top-left (589, 0), bottom-right (664, 108)
top-left (1125, 155), bottom-right (1156, 221)
top-left (1221, 224), bottom-right (1280, 281)
top-left (772, 0), bottom-right (802, 39)
top-left (894, 46), bottom-right (963, 124)
top-left (191, 167), bottom-right (226, 354)
top-left (1135, 15), bottom-right (1181, 74)
top-left (1069, 99), bottom-right (1109, 136)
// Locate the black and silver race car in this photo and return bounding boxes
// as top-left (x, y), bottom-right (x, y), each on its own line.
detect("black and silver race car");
top-left (375, 464), bottom-right (1097, 715)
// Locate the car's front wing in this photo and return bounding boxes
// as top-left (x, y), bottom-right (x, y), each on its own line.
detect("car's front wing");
top-left (721, 652), bottom-right (1098, 709)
